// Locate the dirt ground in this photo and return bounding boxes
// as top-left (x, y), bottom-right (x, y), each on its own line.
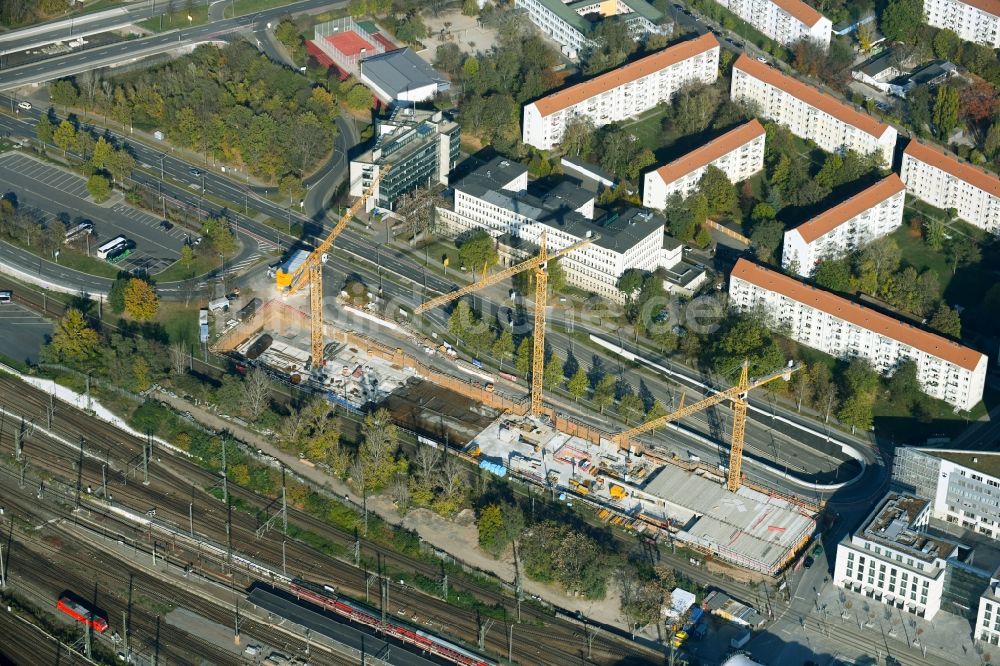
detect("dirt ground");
top-left (418, 10), bottom-right (499, 61)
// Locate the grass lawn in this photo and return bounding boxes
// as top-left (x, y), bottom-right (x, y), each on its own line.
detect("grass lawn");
top-left (32, 246), bottom-right (120, 279)
top-left (158, 301), bottom-right (199, 345)
top-left (223, 0), bottom-right (298, 18)
top-left (874, 386), bottom-right (997, 445)
top-left (620, 105), bottom-right (673, 155)
top-left (139, 5), bottom-right (209, 32)
top-left (153, 251), bottom-right (220, 282)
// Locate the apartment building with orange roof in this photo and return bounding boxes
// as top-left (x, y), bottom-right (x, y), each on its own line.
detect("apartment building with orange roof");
top-left (730, 55), bottom-right (897, 165)
top-left (522, 33), bottom-right (720, 151)
top-left (924, 0), bottom-right (1000, 47)
top-left (900, 140), bottom-right (1000, 233)
top-left (642, 119), bottom-right (766, 210)
top-left (717, 0), bottom-right (832, 48)
top-left (781, 174), bottom-right (906, 276)
top-left (728, 259), bottom-right (987, 411)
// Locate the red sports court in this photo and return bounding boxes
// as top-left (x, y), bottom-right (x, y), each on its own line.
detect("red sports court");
top-left (324, 30), bottom-right (374, 58)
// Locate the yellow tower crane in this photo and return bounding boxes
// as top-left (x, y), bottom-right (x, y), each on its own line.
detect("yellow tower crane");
top-left (415, 232), bottom-right (594, 415)
top-left (612, 361), bottom-right (797, 492)
top-left (277, 166), bottom-right (391, 366)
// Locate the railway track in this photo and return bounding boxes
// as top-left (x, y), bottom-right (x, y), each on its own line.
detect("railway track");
top-left (0, 610), bottom-right (95, 666)
top-left (0, 373), bottom-right (662, 665)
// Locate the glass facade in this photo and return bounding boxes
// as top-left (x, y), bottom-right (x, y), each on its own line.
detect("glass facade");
top-left (371, 121), bottom-right (460, 211)
top-left (892, 448), bottom-right (941, 499)
top-left (942, 557), bottom-right (991, 621)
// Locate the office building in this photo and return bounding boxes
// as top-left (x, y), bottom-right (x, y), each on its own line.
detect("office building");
top-left (349, 108), bottom-right (460, 212)
top-left (643, 119), bottom-right (765, 210)
top-left (515, 0), bottom-right (671, 60)
top-left (900, 140), bottom-right (1000, 233)
top-left (731, 55), bottom-right (897, 165)
top-left (728, 259), bottom-right (988, 411)
top-left (715, 0), bottom-right (832, 48)
top-left (436, 157), bottom-right (703, 301)
top-left (781, 174), bottom-right (906, 276)
top-left (924, 0), bottom-right (1000, 48)
top-left (833, 493), bottom-right (963, 619)
top-left (523, 34), bottom-right (720, 150)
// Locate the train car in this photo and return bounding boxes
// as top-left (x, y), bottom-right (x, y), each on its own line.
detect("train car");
top-left (57, 595), bottom-right (108, 632)
top-left (498, 372), bottom-right (517, 383)
top-left (288, 578), bottom-right (496, 666)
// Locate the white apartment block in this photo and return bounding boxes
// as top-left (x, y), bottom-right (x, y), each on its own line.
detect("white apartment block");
top-left (782, 174), bottom-right (906, 276)
top-left (924, 0), bottom-right (1000, 48)
top-left (731, 55), bottom-right (897, 165)
top-left (833, 493), bottom-right (956, 619)
top-left (643, 119), bottom-right (765, 210)
top-left (523, 33), bottom-right (720, 150)
top-left (728, 259), bottom-right (988, 411)
top-left (978, 584), bottom-right (1000, 645)
top-left (716, 0), bottom-right (832, 48)
top-left (515, 0), bottom-right (671, 60)
top-left (900, 140), bottom-right (1000, 234)
top-left (436, 157), bottom-right (673, 302)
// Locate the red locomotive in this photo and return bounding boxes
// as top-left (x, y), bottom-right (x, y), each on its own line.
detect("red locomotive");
top-left (57, 595), bottom-right (109, 633)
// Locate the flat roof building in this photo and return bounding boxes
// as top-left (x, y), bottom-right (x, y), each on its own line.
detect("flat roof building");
top-left (781, 174), bottom-right (906, 276)
top-left (715, 0), bottom-right (832, 48)
top-left (643, 119), bottom-right (766, 210)
top-left (900, 140), bottom-right (1000, 233)
top-left (731, 54), bottom-right (897, 165)
top-left (523, 34), bottom-right (720, 150)
top-left (728, 259), bottom-right (988, 411)
top-left (359, 48), bottom-right (450, 105)
top-left (349, 108), bottom-right (460, 212)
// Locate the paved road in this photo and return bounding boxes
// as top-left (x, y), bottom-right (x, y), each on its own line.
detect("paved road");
top-left (0, 301), bottom-right (51, 364)
top-left (0, 0), bottom-right (345, 91)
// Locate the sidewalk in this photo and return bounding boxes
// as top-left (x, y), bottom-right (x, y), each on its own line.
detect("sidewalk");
top-left (151, 390), bottom-right (637, 633)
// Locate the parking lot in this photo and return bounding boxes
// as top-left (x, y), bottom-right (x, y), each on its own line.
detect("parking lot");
top-left (0, 152), bottom-right (184, 275)
top-left (0, 301), bottom-right (52, 365)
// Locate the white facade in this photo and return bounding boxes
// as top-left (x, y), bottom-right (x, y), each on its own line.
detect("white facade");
top-left (437, 162), bottom-right (671, 302)
top-left (728, 259), bottom-right (988, 411)
top-left (716, 0), bottom-right (832, 48)
top-left (900, 140), bottom-right (1000, 234)
top-left (977, 586), bottom-right (1000, 645)
top-left (523, 33), bottom-right (719, 150)
top-left (731, 55), bottom-right (897, 166)
top-left (782, 174), bottom-right (906, 276)
top-left (643, 119), bottom-right (765, 210)
top-left (924, 0), bottom-right (1000, 48)
top-left (515, 0), bottom-right (670, 59)
top-left (833, 494), bottom-right (953, 619)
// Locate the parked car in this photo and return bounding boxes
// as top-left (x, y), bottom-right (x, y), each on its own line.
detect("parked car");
top-left (17, 101), bottom-right (31, 110)
top-left (159, 220), bottom-right (173, 230)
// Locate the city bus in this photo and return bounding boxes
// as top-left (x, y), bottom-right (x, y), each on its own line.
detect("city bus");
top-left (64, 221), bottom-right (94, 242)
top-left (96, 235), bottom-right (127, 259)
top-left (106, 240), bottom-right (135, 264)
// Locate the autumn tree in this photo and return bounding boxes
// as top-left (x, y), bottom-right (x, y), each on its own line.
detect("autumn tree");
top-left (46, 309), bottom-right (99, 363)
top-left (52, 120), bottom-right (76, 156)
top-left (478, 504), bottom-right (508, 556)
top-left (492, 329), bottom-right (515, 371)
top-left (543, 352), bottom-right (565, 389)
top-left (123, 278), bottom-right (159, 320)
top-left (359, 408), bottom-right (399, 490)
top-left (86, 174), bottom-right (111, 202)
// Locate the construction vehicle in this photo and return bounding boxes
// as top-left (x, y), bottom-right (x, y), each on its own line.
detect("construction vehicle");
top-left (415, 231), bottom-right (593, 415)
top-left (612, 361), bottom-right (797, 492)
top-left (278, 166), bottom-right (391, 366)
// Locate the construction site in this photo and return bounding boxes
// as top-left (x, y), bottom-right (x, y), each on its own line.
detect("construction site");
top-left (210, 171), bottom-right (819, 581)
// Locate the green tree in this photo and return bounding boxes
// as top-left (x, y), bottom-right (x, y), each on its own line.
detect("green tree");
top-left (180, 244), bottom-right (194, 267)
top-left (881, 0), bottom-right (924, 43)
top-left (698, 165), bottom-right (738, 216)
top-left (945, 238), bottom-right (981, 274)
top-left (47, 309), bottom-right (99, 363)
top-left (123, 278), bottom-right (159, 320)
top-left (923, 218), bottom-right (946, 250)
top-left (560, 115), bottom-right (596, 157)
top-left (838, 393), bottom-right (874, 432)
top-left (644, 400), bottom-right (668, 422)
top-left (985, 123), bottom-right (1000, 159)
top-left (359, 408), bottom-right (399, 490)
top-left (345, 84), bottom-right (372, 110)
top-left (86, 174), bottom-right (111, 202)
top-left (750, 219), bottom-right (784, 264)
top-left (478, 504), bottom-right (507, 556)
top-left (515, 337), bottom-right (533, 378)
top-left (90, 136), bottom-right (114, 171)
top-left (567, 367), bottom-right (589, 402)
top-left (108, 274), bottom-right (129, 313)
top-left (929, 303), bottom-right (961, 338)
top-left (547, 258), bottom-right (567, 294)
top-left (457, 230), bottom-right (498, 276)
top-left (543, 353), bottom-right (564, 389)
top-left (713, 315), bottom-right (784, 377)
top-left (618, 391), bottom-right (644, 425)
top-left (52, 120), bottom-right (76, 156)
top-left (932, 29), bottom-right (960, 59)
top-left (592, 374), bottom-right (616, 414)
top-left (814, 258), bottom-right (852, 291)
top-left (492, 329), bottom-right (515, 371)
top-left (462, 0), bottom-right (480, 15)
top-left (35, 115), bottom-right (55, 146)
top-left (106, 148), bottom-right (136, 185)
top-left (888, 359), bottom-right (922, 408)
top-left (201, 217), bottom-right (237, 255)
top-left (49, 79), bottom-right (78, 111)
top-left (932, 85), bottom-right (960, 140)
top-left (617, 268), bottom-right (644, 305)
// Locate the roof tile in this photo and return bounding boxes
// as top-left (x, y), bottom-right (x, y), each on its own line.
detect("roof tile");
top-left (770, 0), bottom-right (826, 27)
top-left (903, 139), bottom-right (1000, 200)
top-left (730, 259), bottom-right (985, 371)
top-left (733, 54), bottom-right (890, 140)
top-left (652, 119), bottom-right (764, 186)
top-left (792, 174), bottom-right (905, 244)
top-left (532, 33), bottom-right (719, 118)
